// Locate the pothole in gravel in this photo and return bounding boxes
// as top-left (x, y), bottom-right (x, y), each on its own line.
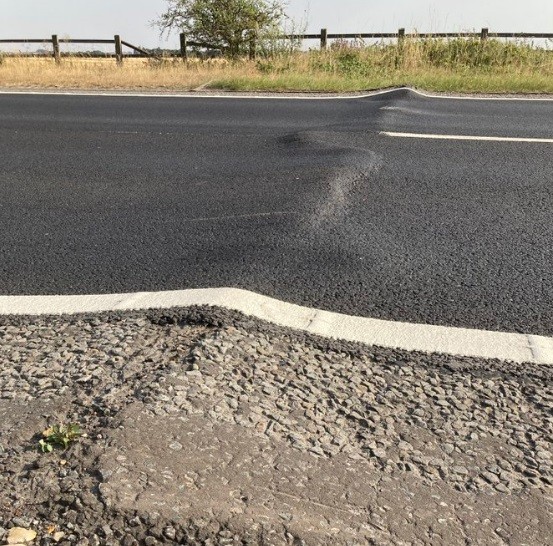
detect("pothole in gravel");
top-left (0, 309), bottom-right (551, 545)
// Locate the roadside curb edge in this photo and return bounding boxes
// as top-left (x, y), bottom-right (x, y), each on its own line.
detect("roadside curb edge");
top-left (1, 287), bottom-right (551, 365)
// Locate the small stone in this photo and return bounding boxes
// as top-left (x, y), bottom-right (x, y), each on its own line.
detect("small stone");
top-left (7, 527), bottom-right (37, 544)
top-left (482, 471), bottom-right (500, 484)
top-left (398, 441), bottom-right (413, 452)
top-left (163, 527), bottom-right (177, 540)
top-left (122, 535), bottom-right (138, 546)
top-left (308, 446), bottom-right (325, 457)
top-left (452, 466), bottom-right (469, 476)
top-left (53, 532), bottom-right (65, 542)
top-left (10, 519), bottom-right (31, 529)
top-left (428, 457), bottom-right (443, 467)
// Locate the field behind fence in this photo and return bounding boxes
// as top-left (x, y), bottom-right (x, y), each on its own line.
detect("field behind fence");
top-left (1, 28), bottom-right (552, 94)
top-left (1, 29), bottom-right (552, 64)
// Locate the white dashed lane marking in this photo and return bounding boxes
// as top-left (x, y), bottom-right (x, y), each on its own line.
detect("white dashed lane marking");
top-left (381, 131), bottom-right (553, 143)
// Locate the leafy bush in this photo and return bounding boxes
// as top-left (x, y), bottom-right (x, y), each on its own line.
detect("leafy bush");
top-left (156, 0), bottom-right (286, 57)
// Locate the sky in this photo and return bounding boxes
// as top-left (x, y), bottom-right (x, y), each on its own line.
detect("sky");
top-left (1, 0), bottom-right (553, 49)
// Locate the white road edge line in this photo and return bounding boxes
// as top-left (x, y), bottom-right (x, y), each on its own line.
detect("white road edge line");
top-left (381, 131), bottom-right (553, 143)
top-left (0, 87), bottom-right (396, 101)
top-left (0, 86), bottom-right (553, 101)
top-left (410, 88), bottom-right (553, 102)
top-left (1, 287), bottom-right (552, 365)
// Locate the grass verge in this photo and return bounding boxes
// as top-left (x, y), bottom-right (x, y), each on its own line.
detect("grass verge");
top-left (1, 38), bottom-right (552, 94)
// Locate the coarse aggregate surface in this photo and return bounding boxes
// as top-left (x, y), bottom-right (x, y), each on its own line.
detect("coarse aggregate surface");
top-left (0, 308), bottom-right (551, 545)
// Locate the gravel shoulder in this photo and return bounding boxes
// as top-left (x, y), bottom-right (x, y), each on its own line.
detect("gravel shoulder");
top-left (0, 307), bottom-right (551, 545)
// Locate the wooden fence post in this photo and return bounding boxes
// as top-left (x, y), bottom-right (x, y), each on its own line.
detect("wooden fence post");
top-left (480, 27), bottom-right (489, 42)
top-left (320, 28), bottom-right (328, 50)
top-left (398, 28), bottom-right (405, 45)
top-left (114, 34), bottom-right (123, 65)
top-left (179, 32), bottom-right (188, 61)
top-left (52, 34), bottom-right (60, 63)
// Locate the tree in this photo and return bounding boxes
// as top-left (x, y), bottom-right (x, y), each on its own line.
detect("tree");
top-left (157, 0), bottom-right (286, 57)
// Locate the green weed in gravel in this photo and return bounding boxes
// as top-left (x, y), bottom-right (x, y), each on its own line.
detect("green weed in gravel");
top-left (39, 423), bottom-right (82, 453)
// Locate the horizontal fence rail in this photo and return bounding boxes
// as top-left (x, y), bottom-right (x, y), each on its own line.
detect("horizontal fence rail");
top-left (0, 35), bottom-right (152, 63)
top-left (282, 30), bottom-right (553, 40)
top-left (0, 34), bottom-right (225, 62)
top-left (0, 29), bottom-right (552, 63)
top-left (283, 28), bottom-right (553, 50)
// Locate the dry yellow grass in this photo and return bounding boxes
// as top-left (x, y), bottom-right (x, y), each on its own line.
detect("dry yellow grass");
top-left (0, 57), bottom-right (246, 91)
top-left (1, 39), bottom-right (552, 94)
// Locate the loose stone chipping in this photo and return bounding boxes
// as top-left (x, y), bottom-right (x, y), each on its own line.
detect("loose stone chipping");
top-left (0, 309), bottom-right (551, 545)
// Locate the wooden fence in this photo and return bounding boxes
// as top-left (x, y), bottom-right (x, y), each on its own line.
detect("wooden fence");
top-left (1, 29), bottom-right (552, 63)
top-left (0, 34), bottom-right (222, 62)
top-left (0, 35), bottom-right (151, 64)
top-left (285, 28), bottom-right (553, 50)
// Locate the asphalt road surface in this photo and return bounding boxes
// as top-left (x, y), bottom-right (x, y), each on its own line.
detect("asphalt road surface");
top-left (1, 89), bottom-right (552, 335)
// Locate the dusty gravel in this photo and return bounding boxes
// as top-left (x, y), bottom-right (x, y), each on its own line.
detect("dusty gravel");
top-left (0, 307), bottom-right (551, 545)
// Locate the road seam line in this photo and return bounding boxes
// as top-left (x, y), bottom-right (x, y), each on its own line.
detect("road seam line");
top-left (526, 334), bottom-right (553, 364)
top-left (305, 309), bottom-right (320, 330)
top-left (0, 287), bottom-right (550, 365)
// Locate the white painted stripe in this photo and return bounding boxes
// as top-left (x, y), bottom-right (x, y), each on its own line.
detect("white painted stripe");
top-left (1, 288), bottom-right (551, 365)
top-left (409, 87), bottom-right (553, 102)
top-left (381, 131), bottom-right (553, 143)
top-left (0, 86), bottom-right (551, 101)
top-left (0, 87), bottom-right (395, 101)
